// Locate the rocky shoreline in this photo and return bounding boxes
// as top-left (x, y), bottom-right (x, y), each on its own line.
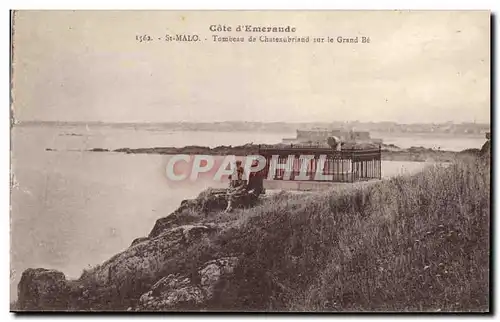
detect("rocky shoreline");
top-left (14, 188), bottom-right (259, 311)
top-left (44, 143), bottom-right (483, 163)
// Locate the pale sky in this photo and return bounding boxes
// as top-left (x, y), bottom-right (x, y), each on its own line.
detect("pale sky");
top-left (12, 10), bottom-right (490, 123)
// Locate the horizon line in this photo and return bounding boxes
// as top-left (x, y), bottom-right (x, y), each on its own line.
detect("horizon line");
top-left (15, 120), bottom-right (491, 125)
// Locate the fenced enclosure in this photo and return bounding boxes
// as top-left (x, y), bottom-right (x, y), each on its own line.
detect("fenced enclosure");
top-left (257, 143), bottom-right (382, 182)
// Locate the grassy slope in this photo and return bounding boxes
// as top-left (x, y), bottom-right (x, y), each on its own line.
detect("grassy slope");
top-left (165, 155), bottom-right (490, 312)
top-left (67, 154), bottom-right (489, 312)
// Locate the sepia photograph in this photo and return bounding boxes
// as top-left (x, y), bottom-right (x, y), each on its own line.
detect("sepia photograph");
top-left (9, 10), bottom-right (490, 312)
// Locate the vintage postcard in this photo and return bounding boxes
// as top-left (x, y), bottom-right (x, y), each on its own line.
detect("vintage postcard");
top-left (10, 10), bottom-right (490, 312)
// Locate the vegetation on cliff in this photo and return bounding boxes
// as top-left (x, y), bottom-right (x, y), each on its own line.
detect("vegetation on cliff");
top-left (16, 153), bottom-right (490, 312)
top-left (189, 155), bottom-right (489, 312)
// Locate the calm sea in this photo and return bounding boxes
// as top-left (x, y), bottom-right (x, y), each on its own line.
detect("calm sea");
top-left (9, 125), bottom-right (486, 299)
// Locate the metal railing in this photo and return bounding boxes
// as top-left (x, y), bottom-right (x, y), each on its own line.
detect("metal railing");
top-left (257, 143), bottom-right (382, 182)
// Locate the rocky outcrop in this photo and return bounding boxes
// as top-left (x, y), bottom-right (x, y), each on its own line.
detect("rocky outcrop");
top-left (72, 143), bottom-right (467, 163)
top-left (139, 274), bottom-right (205, 310)
top-left (17, 268), bottom-right (70, 311)
top-left (148, 188), bottom-right (259, 239)
top-left (148, 188), bottom-right (229, 239)
top-left (15, 187), bottom-right (258, 311)
top-left (198, 257), bottom-right (239, 299)
top-left (130, 237), bottom-right (148, 247)
top-left (112, 144), bottom-right (260, 156)
top-left (138, 257), bottom-right (238, 311)
top-left (89, 224), bottom-right (219, 288)
top-left (16, 222), bottom-right (220, 311)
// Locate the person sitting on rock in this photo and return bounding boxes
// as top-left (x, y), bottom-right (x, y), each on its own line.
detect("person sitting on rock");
top-left (228, 160), bottom-right (245, 187)
top-left (225, 160), bottom-right (247, 213)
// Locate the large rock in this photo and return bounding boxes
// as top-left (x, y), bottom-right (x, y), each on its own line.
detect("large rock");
top-left (199, 257), bottom-right (239, 300)
top-left (17, 223), bottom-right (219, 311)
top-left (91, 224), bottom-right (218, 288)
top-left (139, 274), bottom-right (205, 310)
top-left (17, 268), bottom-right (70, 311)
top-left (149, 187), bottom-right (260, 239)
top-left (138, 257), bottom-right (238, 310)
top-left (148, 188), bottom-right (228, 239)
top-left (130, 237), bottom-right (148, 247)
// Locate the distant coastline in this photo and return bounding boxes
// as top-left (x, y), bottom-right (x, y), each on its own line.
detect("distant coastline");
top-left (18, 120), bottom-right (490, 136)
top-left (45, 143), bottom-right (483, 163)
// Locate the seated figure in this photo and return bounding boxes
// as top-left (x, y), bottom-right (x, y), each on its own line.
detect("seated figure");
top-left (225, 159), bottom-right (264, 213)
top-left (225, 160), bottom-right (246, 213)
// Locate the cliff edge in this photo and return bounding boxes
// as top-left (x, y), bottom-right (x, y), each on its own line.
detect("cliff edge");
top-left (15, 155), bottom-right (490, 312)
